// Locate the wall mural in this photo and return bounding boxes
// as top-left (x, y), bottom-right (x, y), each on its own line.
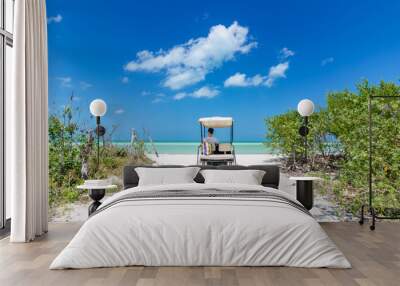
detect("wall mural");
top-left (47, 1), bottom-right (400, 223)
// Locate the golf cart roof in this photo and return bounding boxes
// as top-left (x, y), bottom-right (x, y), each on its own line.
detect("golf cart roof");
top-left (198, 117), bottom-right (233, 128)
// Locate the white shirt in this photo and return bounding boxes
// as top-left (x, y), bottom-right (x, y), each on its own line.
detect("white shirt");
top-left (204, 136), bottom-right (219, 144)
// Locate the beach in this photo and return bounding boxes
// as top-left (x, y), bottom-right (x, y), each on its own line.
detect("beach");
top-left (50, 144), bottom-right (348, 222)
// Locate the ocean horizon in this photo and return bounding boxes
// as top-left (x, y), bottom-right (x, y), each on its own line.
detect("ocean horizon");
top-left (113, 141), bottom-right (276, 155)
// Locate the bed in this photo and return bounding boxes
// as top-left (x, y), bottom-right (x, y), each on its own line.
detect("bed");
top-left (50, 165), bottom-right (350, 269)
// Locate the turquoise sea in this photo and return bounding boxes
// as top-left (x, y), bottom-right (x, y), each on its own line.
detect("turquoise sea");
top-left (114, 142), bottom-right (275, 155)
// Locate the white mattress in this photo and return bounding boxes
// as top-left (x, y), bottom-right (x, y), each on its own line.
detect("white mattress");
top-left (50, 183), bottom-right (350, 269)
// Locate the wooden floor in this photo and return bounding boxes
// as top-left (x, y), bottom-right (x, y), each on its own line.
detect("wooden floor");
top-left (0, 222), bottom-right (399, 286)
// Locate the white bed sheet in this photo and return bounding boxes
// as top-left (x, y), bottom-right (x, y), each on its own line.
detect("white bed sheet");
top-left (50, 183), bottom-right (350, 269)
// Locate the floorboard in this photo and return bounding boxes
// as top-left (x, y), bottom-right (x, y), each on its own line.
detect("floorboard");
top-left (0, 222), bottom-right (399, 286)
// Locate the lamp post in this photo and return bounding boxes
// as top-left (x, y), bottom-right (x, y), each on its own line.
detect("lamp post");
top-left (89, 99), bottom-right (107, 171)
top-left (297, 99), bottom-right (314, 163)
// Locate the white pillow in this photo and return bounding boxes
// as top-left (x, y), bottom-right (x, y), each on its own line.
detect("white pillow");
top-left (200, 169), bottom-right (265, 185)
top-left (135, 167), bottom-right (200, 186)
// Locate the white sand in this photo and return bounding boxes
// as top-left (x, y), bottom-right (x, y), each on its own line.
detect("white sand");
top-left (148, 153), bottom-right (283, 166)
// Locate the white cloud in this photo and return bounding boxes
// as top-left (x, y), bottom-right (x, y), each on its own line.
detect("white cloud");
top-left (173, 86), bottom-right (219, 100)
top-left (224, 62), bottom-right (289, 88)
top-left (173, 92), bottom-right (187, 100)
top-left (164, 67), bottom-right (206, 90)
top-left (48, 14), bottom-right (63, 24)
top-left (267, 62), bottom-right (289, 79)
top-left (192, 87), bottom-right (219, 98)
top-left (121, 76), bottom-right (129, 84)
top-left (224, 46), bottom-right (293, 88)
top-left (114, 108), bottom-right (125, 114)
top-left (224, 73), bottom-right (247, 87)
top-left (57, 76), bottom-right (72, 87)
top-left (141, 91), bottom-right (166, 103)
top-left (151, 98), bottom-right (163, 104)
top-left (321, 57), bottom-right (334, 66)
top-left (124, 21), bottom-right (257, 90)
top-left (80, 81), bottom-right (92, 90)
top-left (224, 72), bottom-right (265, 87)
top-left (265, 62), bottom-right (289, 87)
top-left (151, 93), bottom-right (166, 104)
top-left (279, 47), bottom-right (295, 59)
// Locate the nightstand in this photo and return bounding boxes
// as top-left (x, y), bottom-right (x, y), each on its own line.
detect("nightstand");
top-left (77, 184), bottom-right (117, 215)
top-left (289, 177), bottom-right (322, 210)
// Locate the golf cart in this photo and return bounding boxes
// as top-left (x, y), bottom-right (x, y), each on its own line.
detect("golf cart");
top-left (197, 116), bottom-right (236, 166)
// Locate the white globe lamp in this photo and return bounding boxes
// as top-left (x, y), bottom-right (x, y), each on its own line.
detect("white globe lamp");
top-left (297, 99), bottom-right (314, 164)
top-left (297, 99), bottom-right (314, 117)
top-left (90, 99), bottom-right (107, 117)
top-left (89, 99), bottom-right (107, 171)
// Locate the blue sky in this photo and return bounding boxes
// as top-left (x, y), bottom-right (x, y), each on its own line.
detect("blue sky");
top-left (47, 0), bottom-right (400, 141)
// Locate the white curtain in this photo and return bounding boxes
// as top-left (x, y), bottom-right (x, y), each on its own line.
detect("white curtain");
top-left (8, 0), bottom-right (49, 242)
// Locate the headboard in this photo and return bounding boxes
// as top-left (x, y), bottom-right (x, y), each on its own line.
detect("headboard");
top-left (123, 165), bottom-right (280, 189)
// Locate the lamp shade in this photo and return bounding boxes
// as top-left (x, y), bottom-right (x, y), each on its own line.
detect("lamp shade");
top-left (90, 99), bottom-right (107, 117)
top-left (297, 99), bottom-right (314, 117)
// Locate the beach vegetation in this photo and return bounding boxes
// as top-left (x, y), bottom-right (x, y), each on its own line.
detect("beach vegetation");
top-left (48, 97), bottom-right (152, 207)
top-left (266, 80), bottom-right (400, 215)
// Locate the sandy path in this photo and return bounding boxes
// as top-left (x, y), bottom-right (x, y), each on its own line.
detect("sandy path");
top-left (50, 153), bottom-right (348, 222)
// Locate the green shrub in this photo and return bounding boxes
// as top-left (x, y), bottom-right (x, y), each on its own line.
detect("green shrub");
top-left (266, 80), bottom-right (400, 214)
top-left (48, 98), bottom-right (152, 207)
